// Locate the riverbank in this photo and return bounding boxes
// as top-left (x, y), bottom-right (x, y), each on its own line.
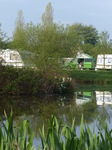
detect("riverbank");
top-left (67, 69), bottom-right (112, 84)
top-left (1, 66), bottom-right (112, 95)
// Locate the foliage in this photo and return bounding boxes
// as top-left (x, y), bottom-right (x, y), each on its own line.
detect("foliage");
top-left (0, 23), bottom-right (9, 49)
top-left (1, 65), bottom-right (112, 95)
top-left (0, 65), bottom-right (66, 95)
top-left (0, 110), bottom-right (34, 150)
top-left (1, 111), bottom-right (112, 150)
top-left (66, 24), bottom-right (99, 53)
top-left (11, 3), bottom-right (112, 80)
top-left (68, 69), bottom-right (112, 84)
top-left (1, 2), bottom-right (112, 63)
top-left (65, 23), bottom-right (84, 56)
top-left (35, 23), bottom-right (67, 75)
top-left (39, 114), bottom-right (112, 150)
top-left (82, 25), bottom-right (99, 46)
top-left (13, 10), bottom-right (26, 49)
top-left (41, 2), bottom-right (54, 27)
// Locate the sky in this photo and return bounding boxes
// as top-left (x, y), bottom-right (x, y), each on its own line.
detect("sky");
top-left (0, 0), bottom-right (112, 38)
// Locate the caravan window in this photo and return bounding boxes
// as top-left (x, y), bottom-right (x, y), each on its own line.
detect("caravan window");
top-left (10, 53), bottom-right (19, 60)
top-left (85, 59), bottom-right (92, 62)
top-left (108, 58), bottom-right (112, 63)
top-left (98, 58), bottom-right (103, 64)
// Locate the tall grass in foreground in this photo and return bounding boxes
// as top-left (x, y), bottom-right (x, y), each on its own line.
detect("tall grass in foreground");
top-left (0, 110), bottom-right (34, 150)
top-left (1, 111), bottom-right (112, 150)
top-left (39, 115), bottom-right (112, 150)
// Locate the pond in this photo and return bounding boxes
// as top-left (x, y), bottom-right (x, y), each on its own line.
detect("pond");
top-left (0, 85), bottom-right (112, 148)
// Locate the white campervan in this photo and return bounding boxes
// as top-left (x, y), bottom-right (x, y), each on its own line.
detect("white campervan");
top-left (95, 54), bottom-right (112, 70)
top-left (0, 49), bottom-right (24, 68)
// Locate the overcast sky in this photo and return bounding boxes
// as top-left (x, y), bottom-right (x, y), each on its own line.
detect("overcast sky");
top-left (0, 0), bottom-right (112, 38)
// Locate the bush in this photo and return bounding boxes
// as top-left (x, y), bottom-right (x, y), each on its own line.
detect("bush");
top-left (0, 66), bottom-right (65, 95)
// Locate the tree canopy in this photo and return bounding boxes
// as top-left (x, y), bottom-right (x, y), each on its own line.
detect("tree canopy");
top-left (41, 2), bottom-right (54, 27)
top-left (0, 23), bottom-right (9, 49)
top-left (10, 2), bottom-right (112, 70)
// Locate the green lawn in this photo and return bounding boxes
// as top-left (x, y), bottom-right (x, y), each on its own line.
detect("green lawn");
top-left (67, 70), bottom-right (112, 84)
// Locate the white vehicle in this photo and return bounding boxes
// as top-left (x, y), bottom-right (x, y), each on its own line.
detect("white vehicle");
top-left (95, 54), bottom-right (112, 70)
top-left (0, 49), bottom-right (24, 68)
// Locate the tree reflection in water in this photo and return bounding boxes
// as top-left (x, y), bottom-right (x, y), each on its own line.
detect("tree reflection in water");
top-left (0, 89), bottom-right (112, 145)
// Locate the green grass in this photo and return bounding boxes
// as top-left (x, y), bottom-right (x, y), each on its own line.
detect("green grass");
top-left (39, 115), bottom-right (112, 150)
top-left (1, 111), bottom-right (112, 149)
top-left (1, 65), bottom-right (112, 95)
top-left (0, 110), bottom-right (34, 150)
top-left (67, 70), bottom-right (112, 84)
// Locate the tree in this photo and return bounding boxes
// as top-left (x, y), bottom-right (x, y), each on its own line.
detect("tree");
top-left (65, 24), bottom-right (99, 57)
top-left (41, 2), bottom-right (54, 27)
top-left (0, 23), bottom-right (8, 49)
top-left (13, 10), bottom-right (26, 49)
top-left (65, 23), bottom-right (84, 56)
top-left (99, 31), bottom-right (109, 46)
top-left (36, 23), bottom-right (66, 75)
top-left (98, 31), bottom-right (110, 68)
top-left (82, 25), bottom-right (98, 46)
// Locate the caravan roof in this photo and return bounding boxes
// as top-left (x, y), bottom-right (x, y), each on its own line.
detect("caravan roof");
top-left (76, 52), bottom-right (93, 59)
top-left (97, 54), bottom-right (112, 58)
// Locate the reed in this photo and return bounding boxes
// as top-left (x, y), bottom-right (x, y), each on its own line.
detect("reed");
top-left (39, 115), bottom-right (112, 150)
top-left (0, 110), bottom-right (34, 150)
top-left (1, 111), bottom-right (112, 150)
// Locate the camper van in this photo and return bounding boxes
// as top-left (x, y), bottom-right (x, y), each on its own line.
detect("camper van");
top-left (0, 49), bottom-right (24, 68)
top-left (95, 54), bottom-right (112, 70)
top-left (65, 52), bottom-right (95, 70)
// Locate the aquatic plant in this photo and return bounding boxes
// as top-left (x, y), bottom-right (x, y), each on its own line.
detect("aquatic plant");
top-left (1, 110), bottom-right (112, 150)
top-left (39, 115), bottom-right (112, 150)
top-left (0, 110), bottom-right (34, 150)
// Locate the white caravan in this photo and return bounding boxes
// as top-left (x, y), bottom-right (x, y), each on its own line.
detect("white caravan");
top-left (95, 54), bottom-right (112, 70)
top-left (0, 49), bottom-right (24, 68)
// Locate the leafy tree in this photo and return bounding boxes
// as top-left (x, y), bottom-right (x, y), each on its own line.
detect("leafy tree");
top-left (23, 22), bottom-right (39, 52)
top-left (33, 2), bottom-right (67, 76)
top-left (65, 23), bottom-right (84, 56)
top-left (65, 24), bottom-right (99, 57)
top-left (97, 31), bottom-right (111, 68)
top-left (0, 23), bottom-right (9, 49)
top-left (98, 31), bottom-right (111, 54)
top-left (108, 39), bottom-right (112, 53)
top-left (42, 2), bottom-right (54, 27)
top-left (82, 25), bottom-right (98, 46)
top-left (36, 23), bottom-right (66, 76)
top-left (13, 10), bottom-right (26, 49)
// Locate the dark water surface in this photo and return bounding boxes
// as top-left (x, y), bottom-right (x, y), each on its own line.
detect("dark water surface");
top-left (1, 85), bottom-right (112, 148)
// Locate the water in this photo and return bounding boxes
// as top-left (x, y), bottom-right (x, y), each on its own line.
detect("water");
top-left (1, 85), bottom-right (112, 148)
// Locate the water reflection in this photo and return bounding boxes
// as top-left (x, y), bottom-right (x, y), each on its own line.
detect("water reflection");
top-left (1, 88), bottom-right (112, 148)
top-left (96, 91), bottom-right (112, 105)
top-left (75, 92), bottom-right (92, 105)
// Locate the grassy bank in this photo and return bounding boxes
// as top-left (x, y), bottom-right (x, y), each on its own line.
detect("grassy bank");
top-left (67, 69), bottom-right (112, 84)
top-left (1, 111), bottom-right (112, 150)
top-left (1, 65), bottom-right (112, 95)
